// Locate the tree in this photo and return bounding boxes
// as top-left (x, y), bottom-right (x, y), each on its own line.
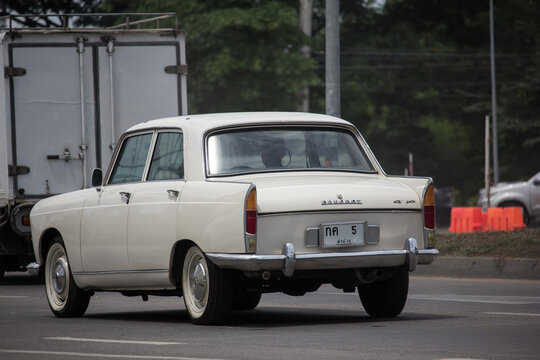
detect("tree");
top-left (101, 0), bottom-right (320, 113)
top-left (0, 0), bottom-right (102, 27)
top-left (330, 0), bottom-right (540, 203)
top-left (6, 0), bottom-right (538, 205)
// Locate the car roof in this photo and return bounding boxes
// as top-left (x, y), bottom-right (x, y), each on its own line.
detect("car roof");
top-left (126, 112), bottom-right (353, 133)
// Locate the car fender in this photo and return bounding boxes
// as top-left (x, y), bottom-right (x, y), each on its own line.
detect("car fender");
top-left (491, 189), bottom-right (530, 213)
top-left (176, 181), bottom-right (253, 254)
top-left (30, 189), bottom-right (91, 271)
top-left (386, 176), bottom-right (432, 203)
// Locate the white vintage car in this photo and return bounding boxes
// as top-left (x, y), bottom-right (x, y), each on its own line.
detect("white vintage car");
top-left (30, 112), bottom-right (438, 324)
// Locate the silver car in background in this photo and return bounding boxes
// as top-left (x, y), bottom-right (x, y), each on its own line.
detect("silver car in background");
top-left (478, 172), bottom-right (540, 225)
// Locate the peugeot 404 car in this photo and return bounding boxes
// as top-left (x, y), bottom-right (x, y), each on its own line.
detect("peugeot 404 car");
top-left (30, 112), bottom-right (438, 324)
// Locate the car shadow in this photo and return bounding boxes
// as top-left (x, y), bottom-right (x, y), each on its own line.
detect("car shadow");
top-left (0, 272), bottom-right (43, 285)
top-left (225, 308), bottom-right (456, 328)
top-left (83, 306), bottom-right (456, 328)
top-left (85, 309), bottom-right (189, 323)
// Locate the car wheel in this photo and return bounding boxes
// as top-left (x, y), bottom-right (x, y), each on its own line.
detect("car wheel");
top-left (44, 237), bottom-right (91, 317)
top-left (357, 265), bottom-right (408, 318)
top-left (500, 202), bottom-right (529, 226)
top-left (182, 246), bottom-right (232, 325)
top-left (232, 292), bottom-right (261, 311)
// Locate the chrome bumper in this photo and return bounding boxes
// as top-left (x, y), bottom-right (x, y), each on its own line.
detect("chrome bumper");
top-left (207, 238), bottom-right (439, 277)
top-left (26, 262), bottom-right (40, 276)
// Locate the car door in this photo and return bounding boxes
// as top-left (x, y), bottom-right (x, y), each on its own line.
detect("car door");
top-left (80, 132), bottom-right (153, 272)
top-left (127, 131), bottom-right (185, 270)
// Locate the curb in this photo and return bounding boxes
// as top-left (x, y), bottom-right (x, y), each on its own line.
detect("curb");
top-left (413, 256), bottom-right (540, 280)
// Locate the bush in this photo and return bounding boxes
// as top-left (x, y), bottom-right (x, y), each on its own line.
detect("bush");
top-left (435, 228), bottom-right (540, 258)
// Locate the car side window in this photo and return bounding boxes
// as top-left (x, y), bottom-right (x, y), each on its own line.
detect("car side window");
top-left (109, 133), bottom-right (153, 184)
top-left (147, 132), bottom-right (184, 181)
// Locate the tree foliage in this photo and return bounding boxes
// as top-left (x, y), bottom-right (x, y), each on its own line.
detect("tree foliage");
top-left (333, 0), bottom-right (540, 203)
top-left (0, 0), bottom-right (102, 27)
top-left (102, 0), bottom-right (320, 113)
top-left (3, 0), bottom-right (538, 204)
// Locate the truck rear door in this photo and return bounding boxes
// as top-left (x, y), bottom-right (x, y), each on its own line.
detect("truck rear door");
top-left (6, 31), bottom-right (187, 198)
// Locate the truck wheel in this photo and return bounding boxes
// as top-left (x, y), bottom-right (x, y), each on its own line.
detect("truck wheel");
top-left (182, 246), bottom-right (232, 325)
top-left (357, 266), bottom-right (408, 318)
top-left (232, 292), bottom-right (261, 310)
top-left (44, 237), bottom-right (91, 317)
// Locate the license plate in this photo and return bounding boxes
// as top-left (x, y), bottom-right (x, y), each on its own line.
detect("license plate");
top-left (319, 221), bottom-right (366, 248)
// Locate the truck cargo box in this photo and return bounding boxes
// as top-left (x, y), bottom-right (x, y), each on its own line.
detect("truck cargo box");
top-left (0, 13), bottom-right (187, 277)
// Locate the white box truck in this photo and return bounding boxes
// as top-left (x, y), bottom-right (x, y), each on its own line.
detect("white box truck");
top-left (0, 13), bottom-right (188, 278)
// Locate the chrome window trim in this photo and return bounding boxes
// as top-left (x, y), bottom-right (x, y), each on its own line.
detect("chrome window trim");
top-left (104, 130), bottom-right (156, 186)
top-left (146, 129), bottom-right (185, 182)
top-left (104, 127), bottom-right (184, 186)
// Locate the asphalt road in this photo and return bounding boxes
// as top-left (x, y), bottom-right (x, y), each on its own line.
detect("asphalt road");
top-left (1, 273), bottom-right (539, 360)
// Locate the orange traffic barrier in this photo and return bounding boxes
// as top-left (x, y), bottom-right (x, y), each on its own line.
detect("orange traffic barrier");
top-left (448, 206), bottom-right (525, 233)
top-left (501, 207), bottom-right (526, 231)
top-left (448, 207), bottom-right (463, 233)
top-left (487, 207), bottom-right (504, 231)
top-left (448, 207), bottom-right (483, 233)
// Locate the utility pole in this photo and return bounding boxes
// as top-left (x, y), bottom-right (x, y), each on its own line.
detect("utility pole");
top-left (484, 115), bottom-right (491, 210)
top-left (489, 0), bottom-right (499, 184)
top-left (298, 0), bottom-right (312, 112)
top-left (325, 0), bottom-right (340, 118)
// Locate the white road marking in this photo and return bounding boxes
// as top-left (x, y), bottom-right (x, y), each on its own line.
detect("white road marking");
top-left (319, 291), bottom-right (540, 305)
top-left (409, 294), bottom-right (540, 305)
top-left (483, 312), bottom-right (540, 317)
top-left (45, 337), bottom-right (186, 346)
top-left (0, 349), bottom-right (225, 360)
top-left (0, 295), bottom-right (27, 298)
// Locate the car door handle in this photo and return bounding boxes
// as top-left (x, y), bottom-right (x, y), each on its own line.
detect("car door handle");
top-left (119, 191), bottom-right (131, 204)
top-left (167, 189), bottom-right (179, 198)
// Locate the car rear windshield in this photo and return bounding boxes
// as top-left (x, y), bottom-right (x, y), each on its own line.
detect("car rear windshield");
top-left (206, 127), bottom-right (376, 176)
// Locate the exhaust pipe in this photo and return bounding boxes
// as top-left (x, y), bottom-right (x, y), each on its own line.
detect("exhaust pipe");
top-left (355, 269), bottom-right (385, 284)
top-left (261, 271), bottom-right (271, 281)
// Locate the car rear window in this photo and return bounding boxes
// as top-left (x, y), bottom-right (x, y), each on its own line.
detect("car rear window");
top-left (206, 127), bottom-right (375, 176)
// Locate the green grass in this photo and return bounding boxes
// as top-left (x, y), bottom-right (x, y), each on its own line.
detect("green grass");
top-left (434, 227), bottom-right (540, 258)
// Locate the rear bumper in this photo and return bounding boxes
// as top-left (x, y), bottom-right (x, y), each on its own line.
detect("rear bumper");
top-left (207, 238), bottom-right (439, 277)
top-left (26, 262), bottom-right (40, 276)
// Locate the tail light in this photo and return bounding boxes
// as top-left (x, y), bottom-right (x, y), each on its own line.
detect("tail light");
top-left (423, 182), bottom-right (436, 248)
top-left (423, 183), bottom-right (435, 229)
top-left (245, 187), bottom-right (257, 252)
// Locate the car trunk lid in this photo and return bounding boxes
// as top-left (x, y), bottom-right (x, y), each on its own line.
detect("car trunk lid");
top-left (235, 173), bottom-right (421, 214)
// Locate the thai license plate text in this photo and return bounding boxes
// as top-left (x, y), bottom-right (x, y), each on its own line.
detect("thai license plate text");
top-left (320, 222), bottom-right (366, 248)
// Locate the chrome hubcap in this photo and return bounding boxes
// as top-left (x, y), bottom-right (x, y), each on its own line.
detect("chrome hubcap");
top-left (52, 259), bottom-right (67, 294)
top-left (183, 247), bottom-right (211, 318)
top-left (46, 243), bottom-right (71, 311)
top-left (190, 261), bottom-right (207, 302)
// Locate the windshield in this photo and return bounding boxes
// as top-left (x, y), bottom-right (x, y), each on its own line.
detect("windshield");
top-left (206, 127), bottom-right (375, 176)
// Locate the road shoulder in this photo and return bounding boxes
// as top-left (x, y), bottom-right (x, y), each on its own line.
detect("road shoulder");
top-left (413, 256), bottom-right (540, 280)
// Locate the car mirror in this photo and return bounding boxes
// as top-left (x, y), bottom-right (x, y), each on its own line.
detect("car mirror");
top-left (533, 178), bottom-right (540, 186)
top-left (91, 168), bottom-right (103, 187)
